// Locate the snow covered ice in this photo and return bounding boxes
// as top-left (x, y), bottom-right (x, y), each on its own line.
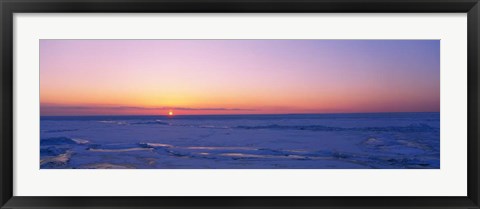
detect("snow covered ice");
top-left (40, 112), bottom-right (440, 169)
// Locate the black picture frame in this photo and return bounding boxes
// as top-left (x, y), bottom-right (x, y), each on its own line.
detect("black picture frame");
top-left (1, 0), bottom-right (479, 208)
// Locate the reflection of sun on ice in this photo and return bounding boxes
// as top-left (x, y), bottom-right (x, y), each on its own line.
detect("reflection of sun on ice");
top-left (168, 111), bottom-right (174, 116)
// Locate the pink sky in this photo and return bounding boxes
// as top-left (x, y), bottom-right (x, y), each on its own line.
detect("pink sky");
top-left (40, 40), bottom-right (440, 116)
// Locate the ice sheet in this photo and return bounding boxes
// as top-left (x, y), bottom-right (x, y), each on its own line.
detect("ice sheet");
top-left (40, 113), bottom-right (440, 169)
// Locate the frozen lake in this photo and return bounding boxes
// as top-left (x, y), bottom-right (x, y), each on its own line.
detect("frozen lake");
top-left (40, 113), bottom-right (440, 169)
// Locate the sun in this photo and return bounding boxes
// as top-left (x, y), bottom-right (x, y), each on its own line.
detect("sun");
top-left (168, 110), bottom-right (173, 116)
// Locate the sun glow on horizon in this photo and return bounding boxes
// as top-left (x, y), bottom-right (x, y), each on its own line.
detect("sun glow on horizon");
top-left (40, 40), bottom-right (440, 116)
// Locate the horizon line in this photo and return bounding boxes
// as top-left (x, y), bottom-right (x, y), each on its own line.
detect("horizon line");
top-left (40, 111), bottom-right (441, 117)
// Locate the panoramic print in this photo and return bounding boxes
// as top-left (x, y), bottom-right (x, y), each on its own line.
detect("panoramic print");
top-left (40, 40), bottom-right (440, 169)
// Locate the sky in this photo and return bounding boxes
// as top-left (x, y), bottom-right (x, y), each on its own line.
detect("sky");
top-left (40, 40), bottom-right (440, 116)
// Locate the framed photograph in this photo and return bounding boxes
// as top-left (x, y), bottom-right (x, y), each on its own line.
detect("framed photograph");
top-left (1, 0), bottom-right (479, 208)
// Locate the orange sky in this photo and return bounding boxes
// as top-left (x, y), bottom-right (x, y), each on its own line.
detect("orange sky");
top-left (40, 40), bottom-right (440, 116)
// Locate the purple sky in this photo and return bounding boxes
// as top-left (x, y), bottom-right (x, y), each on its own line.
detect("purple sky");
top-left (40, 40), bottom-right (440, 115)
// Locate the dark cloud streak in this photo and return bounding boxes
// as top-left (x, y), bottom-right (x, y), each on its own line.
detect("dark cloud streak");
top-left (40, 104), bottom-right (257, 112)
